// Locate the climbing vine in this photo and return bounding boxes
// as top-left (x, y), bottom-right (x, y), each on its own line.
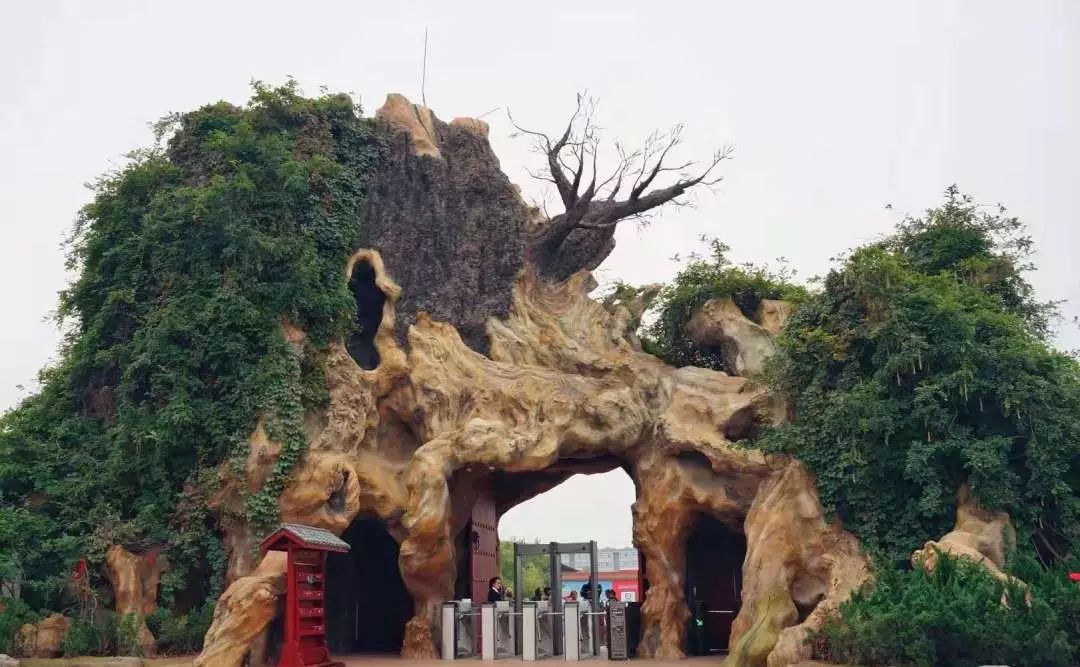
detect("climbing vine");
top-left (642, 239), bottom-right (808, 371)
top-left (0, 80), bottom-right (383, 620)
top-left (757, 188), bottom-right (1080, 561)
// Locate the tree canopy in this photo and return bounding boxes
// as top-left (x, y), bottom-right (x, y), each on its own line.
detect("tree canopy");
top-left (752, 188), bottom-right (1079, 560)
top-left (644, 188), bottom-right (1079, 561)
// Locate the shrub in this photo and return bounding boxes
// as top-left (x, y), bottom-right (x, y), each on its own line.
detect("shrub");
top-left (0, 597), bottom-right (38, 655)
top-left (58, 609), bottom-right (121, 657)
top-left (148, 603), bottom-right (214, 655)
top-left (643, 238), bottom-right (807, 371)
top-left (63, 616), bottom-right (100, 656)
top-left (115, 612), bottom-right (143, 656)
top-left (818, 552), bottom-right (1077, 667)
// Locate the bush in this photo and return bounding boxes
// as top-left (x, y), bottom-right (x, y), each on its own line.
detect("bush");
top-left (643, 239), bottom-right (807, 371)
top-left (757, 189), bottom-right (1080, 559)
top-left (59, 609), bottom-right (122, 657)
top-left (147, 603), bottom-right (214, 655)
top-left (0, 597), bottom-right (38, 655)
top-left (116, 612), bottom-right (143, 656)
top-left (63, 615), bottom-right (101, 656)
top-left (818, 552), bottom-right (1077, 667)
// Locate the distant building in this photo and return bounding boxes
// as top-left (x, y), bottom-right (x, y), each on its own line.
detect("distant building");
top-left (561, 547), bottom-right (637, 572)
top-left (559, 552), bottom-right (592, 570)
top-left (558, 547), bottom-right (640, 601)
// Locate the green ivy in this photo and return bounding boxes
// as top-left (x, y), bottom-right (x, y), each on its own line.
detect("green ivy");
top-left (757, 188), bottom-right (1080, 560)
top-left (642, 239), bottom-right (808, 371)
top-left (0, 80), bottom-right (382, 613)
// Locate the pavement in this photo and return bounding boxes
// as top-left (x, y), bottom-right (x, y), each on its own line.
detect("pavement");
top-left (334, 657), bottom-right (729, 667)
top-left (17, 654), bottom-right (738, 667)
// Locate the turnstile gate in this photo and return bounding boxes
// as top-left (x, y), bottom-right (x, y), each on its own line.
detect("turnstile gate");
top-left (441, 600), bottom-right (479, 659)
top-left (521, 601), bottom-right (556, 660)
top-left (443, 597), bottom-right (631, 661)
top-left (481, 601), bottom-right (518, 659)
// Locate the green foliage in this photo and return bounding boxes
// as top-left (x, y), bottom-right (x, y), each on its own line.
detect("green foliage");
top-left (499, 540), bottom-right (549, 599)
top-left (62, 611), bottom-right (118, 657)
top-left (146, 603), bottom-right (214, 655)
top-left (817, 551), bottom-right (1079, 667)
top-left (643, 239), bottom-right (808, 371)
top-left (0, 597), bottom-right (38, 654)
top-left (61, 616), bottom-right (99, 657)
top-left (0, 80), bottom-right (382, 613)
top-left (115, 612), bottom-right (143, 656)
top-left (757, 188), bottom-right (1080, 559)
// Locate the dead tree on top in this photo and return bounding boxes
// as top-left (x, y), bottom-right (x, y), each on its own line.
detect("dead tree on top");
top-left (511, 94), bottom-right (732, 281)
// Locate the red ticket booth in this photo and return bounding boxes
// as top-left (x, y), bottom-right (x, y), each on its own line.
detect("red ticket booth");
top-left (261, 523), bottom-right (351, 667)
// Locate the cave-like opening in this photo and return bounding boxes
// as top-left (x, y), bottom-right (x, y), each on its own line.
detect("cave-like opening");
top-left (476, 465), bottom-right (643, 657)
top-left (324, 517), bottom-right (412, 654)
top-left (685, 514), bottom-right (746, 655)
top-left (495, 466), bottom-right (639, 604)
top-left (346, 259), bottom-right (386, 370)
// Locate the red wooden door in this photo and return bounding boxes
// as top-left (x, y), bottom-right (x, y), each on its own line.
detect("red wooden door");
top-left (470, 487), bottom-right (500, 603)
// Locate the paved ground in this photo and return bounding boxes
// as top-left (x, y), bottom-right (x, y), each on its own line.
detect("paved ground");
top-left (18, 656), bottom-right (735, 667)
top-left (336, 659), bottom-right (727, 667)
top-left (333, 657), bottom-right (736, 667)
top-left (19, 659), bottom-right (195, 667)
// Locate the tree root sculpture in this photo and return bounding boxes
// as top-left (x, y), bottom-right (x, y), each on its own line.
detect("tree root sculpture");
top-left (194, 94), bottom-right (869, 667)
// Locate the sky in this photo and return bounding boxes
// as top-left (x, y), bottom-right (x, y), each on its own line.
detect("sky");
top-left (2, 1), bottom-right (1077, 547)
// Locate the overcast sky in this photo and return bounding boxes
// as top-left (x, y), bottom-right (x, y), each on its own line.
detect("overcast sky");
top-left (2, 1), bottom-right (1077, 547)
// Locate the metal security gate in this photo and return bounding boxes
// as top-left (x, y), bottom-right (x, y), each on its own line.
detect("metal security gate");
top-left (512, 541), bottom-right (600, 657)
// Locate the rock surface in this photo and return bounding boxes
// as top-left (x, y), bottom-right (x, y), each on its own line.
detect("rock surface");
top-left (194, 95), bottom-right (868, 667)
top-left (104, 545), bottom-right (167, 656)
top-left (688, 298), bottom-right (781, 376)
top-left (18, 613), bottom-right (70, 658)
top-left (68, 659), bottom-right (144, 667)
top-left (0, 654), bottom-right (17, 667)
top-left (728, 463), bottom-right (868, 667)
top-left (193, 551), bottom-right (286, 667)
top-left (363, 94), bottom-right (528, 354)
top-left (913, 485), bottom-right (1019, 587)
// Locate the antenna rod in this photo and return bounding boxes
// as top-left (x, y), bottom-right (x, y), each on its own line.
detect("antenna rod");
top-left (421, 28), bottom-right (429, 107)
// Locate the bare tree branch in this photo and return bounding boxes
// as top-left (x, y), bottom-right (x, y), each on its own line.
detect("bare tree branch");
top-left (512, 92), bottom-right (732, 280)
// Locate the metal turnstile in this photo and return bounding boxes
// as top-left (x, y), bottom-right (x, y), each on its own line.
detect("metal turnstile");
top-left (563, 601), bottom-right (581, 661)
top-left (441, 595), bottom-right (632, 660)
top-left (481, 600), bottom-right (518, 660)
top-left (576, 600), bottom-right (599, 660)
top-left (441, 600), bottom-right (480, 659)
top-left (522, 600), bottom-right (556, 661)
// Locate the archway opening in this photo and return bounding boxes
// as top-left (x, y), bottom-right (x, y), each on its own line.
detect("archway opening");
top-left (346, 258), bottom-right (386, 370)
top-left (685, 514), bottom-right (746, 655)
top-left (324, 517), bottom-right (412, 654)
top-left (495, 467), bottom-right (639, 604)
top-left (446, 464), bottom-right (642, 658)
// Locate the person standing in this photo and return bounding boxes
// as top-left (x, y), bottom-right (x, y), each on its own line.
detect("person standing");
top-left (488, 577), bottom-right (504, 603)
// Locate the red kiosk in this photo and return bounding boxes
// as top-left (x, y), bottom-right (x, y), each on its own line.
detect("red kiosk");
top-left (261, 523), bottom-right (350, 667)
